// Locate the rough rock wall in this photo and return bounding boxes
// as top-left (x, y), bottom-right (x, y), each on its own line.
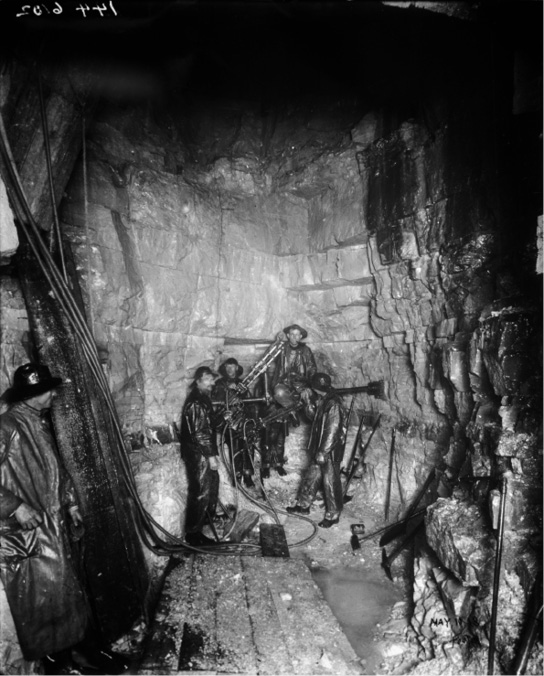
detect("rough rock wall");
top-left (58, 63), bottom-right (540, 518)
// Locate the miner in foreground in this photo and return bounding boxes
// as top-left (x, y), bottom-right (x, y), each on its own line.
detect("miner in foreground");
top-left (180, 365), bottom-right (231, 546)
top-left (0, 363), bottom-right (126, 675)
top-left (287, 372), bottom-right (348, 528)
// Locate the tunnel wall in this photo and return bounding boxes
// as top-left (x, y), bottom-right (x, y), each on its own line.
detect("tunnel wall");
top-left (27, 31), bottom-right (541, 518)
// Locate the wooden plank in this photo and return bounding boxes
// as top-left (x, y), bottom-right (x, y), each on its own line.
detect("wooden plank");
top-left (139, 555), bottom-right (362, 675)
top-left (259, 523), bottom-right (290, 558)
top-left (138, 556), bottom-right (194, 674)
top-left (177, 555), bottom-right (258, 673)
top-left (250, 558), bottom-right (362, 674)
top-left (214, 556), bottom-right (258, 673)
top-left (241, 557), bottom-right (295, 675)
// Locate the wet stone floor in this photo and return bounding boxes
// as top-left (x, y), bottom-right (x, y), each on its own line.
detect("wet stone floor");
top-left (133, 469), bottom-right (407, 675)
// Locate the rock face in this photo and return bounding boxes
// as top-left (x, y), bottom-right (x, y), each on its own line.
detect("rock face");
top-left (0, 6), bottom-right (541, 672)
top-left (425, 499), bottom-right (495, 588)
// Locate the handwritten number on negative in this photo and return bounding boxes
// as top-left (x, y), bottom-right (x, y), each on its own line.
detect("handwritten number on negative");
top-left (17, 1), bottom-right (115, 16)
top-left (75, 3), bottom-right (90, 17)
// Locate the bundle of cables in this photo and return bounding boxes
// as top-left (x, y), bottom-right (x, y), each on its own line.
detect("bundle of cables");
top-left (0, 103), bottom-right (317, 558)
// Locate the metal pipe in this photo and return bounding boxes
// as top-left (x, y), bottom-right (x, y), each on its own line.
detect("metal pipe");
top-left (384, 428), bottom-right (396, 521)
top-left (488, 475), bottom-right (508, 675)
top-left (343, 414), bottom-right (381, 499)
top-left (512, 579), bottom-right (543, 675)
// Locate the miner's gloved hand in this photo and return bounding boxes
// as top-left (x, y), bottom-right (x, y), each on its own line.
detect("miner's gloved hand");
top-left (315, 452), bottom-right (327, 465)
top-left (208, 456), bottom-right (219, 471)
top-left (13, 502), bottom-right (43, 530)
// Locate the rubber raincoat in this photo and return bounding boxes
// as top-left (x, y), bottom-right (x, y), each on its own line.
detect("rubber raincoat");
top-left (0, 402), bottom-right (88, 660)
top-left (212, 376), bottom-right (252, 479)
top-left (180, 388), bottom-right (221, 533)
top-left (272, 342), bottom-right (317, 392)
top-left (296, 390), bottom-right (348, 520)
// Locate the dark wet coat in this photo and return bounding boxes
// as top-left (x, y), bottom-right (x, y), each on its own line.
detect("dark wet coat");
top-left (297, 391), bottom-right (348, 519)
top-left (211, 377), bottom-right (253, 477)
top-left (306, 391), bottom-right (347, 464)
top-left (272, 342), bottom-right (317, 390)
top-left (0, 402), bottom-right (88, 660)
top-left (180, 388), bottom-right (221, 459)
top-left (212, 376), bottom-right (249, 413)
top-left (180, 388), bottom-right (221, 533)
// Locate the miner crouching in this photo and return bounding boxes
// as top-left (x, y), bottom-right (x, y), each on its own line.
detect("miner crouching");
top-left (0, 363), bottom-right (127, 675)
top-left (287, 372), bottom-right (348, 528)
top-left (180, 366), bottom-right (232, 547)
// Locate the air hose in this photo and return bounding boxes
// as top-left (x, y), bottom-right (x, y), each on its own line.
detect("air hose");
top-left (0, 111), bottom-right (318, 556)
top-left (0, 111), bottom-right (255, 556)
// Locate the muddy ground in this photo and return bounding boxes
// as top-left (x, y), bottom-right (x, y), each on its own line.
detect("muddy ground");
top-left (115, 466), bottom-right (418, 675)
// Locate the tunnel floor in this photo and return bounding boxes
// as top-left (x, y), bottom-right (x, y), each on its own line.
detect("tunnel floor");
top-left (137, 554), bottom-right (363, 674)
top-left (134, 470), bottom-right (404, 675)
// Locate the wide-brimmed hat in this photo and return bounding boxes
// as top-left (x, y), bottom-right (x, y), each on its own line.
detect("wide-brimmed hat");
top-left (9, 363), bottom-right (63, 403)
top-left (283, 324), bottom-right (308, 340)
top-left (219, 358), bottom-right (243, 378)
top-left (310, 372), bottom-right (332, 392)
top-left (192, 365), bottom-right (218, 384)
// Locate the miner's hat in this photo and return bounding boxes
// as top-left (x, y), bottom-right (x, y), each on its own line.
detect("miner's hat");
top-left (10, 363), bottom-right (63, 402)
top-left (311, 372), bottom-right (333, 392)
top-left (219, 358), bottom-right (243, 378)
top-left (192, 366), bottom-right (218, 383)
top-left (283, 323), bottom-right (308, 340)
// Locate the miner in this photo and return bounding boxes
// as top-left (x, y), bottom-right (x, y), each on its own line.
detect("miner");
top-left (287, 372), bottom-right (348, 528)
top-left (180, 366), bottom-right (231, 546)
top-left (271, 323), bottom-right (317, 426)
top-left (212, 358), bottom-right (254, 487)
top-left (259, 399), bottom-right (288, 479)
top-left (0, 363), bottom-right (126, 674)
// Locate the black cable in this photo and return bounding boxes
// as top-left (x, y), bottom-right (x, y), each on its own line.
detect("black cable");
top-left (37, 66), bottom-right (68, 281)
top-left (0, 112), bottom-right (246, 556)
top-left (0, 111), bottom-right (319, 555)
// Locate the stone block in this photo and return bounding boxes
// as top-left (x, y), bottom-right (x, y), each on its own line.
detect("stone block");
top-left (128, 170), bottom-right (186, 230)
top-left (311, 306), bottom-right (373, 343)
top-left (308, 163), bottom-right (366, 250)
top-left (436, 318), bottom-right (457, 338)
top-left (425, 498), bottom-right (495, 587)
top-left (443, 343), bottom-right (471, 392)
top-left (336, 245), bottom-right (372, 281)
top-left (279, 254), bottom-right (316, 289)
top-left (351, 112), bottom-right (380, 147)
top-left (309, 251), bottom-right (336, 285)
top-left (399, 230), bottom-right (420, 261)
top-left (300, 288), bottom-right (340, 316)
top-left (332, 283), bottom-right (373, 307)
top-left (432, 566), bottom-right (476, 625)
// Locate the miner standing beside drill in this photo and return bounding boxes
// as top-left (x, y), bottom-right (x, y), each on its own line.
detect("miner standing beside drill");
top-left (180, 366), bottom-right (231, 546)
top-left (212, 358), bottom-right (254, 487)
top-left (287, 372), bottom-right (348, 528)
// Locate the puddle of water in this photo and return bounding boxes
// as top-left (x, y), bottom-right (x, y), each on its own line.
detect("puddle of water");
top-left (311, 566), bottom-right (400, 674)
